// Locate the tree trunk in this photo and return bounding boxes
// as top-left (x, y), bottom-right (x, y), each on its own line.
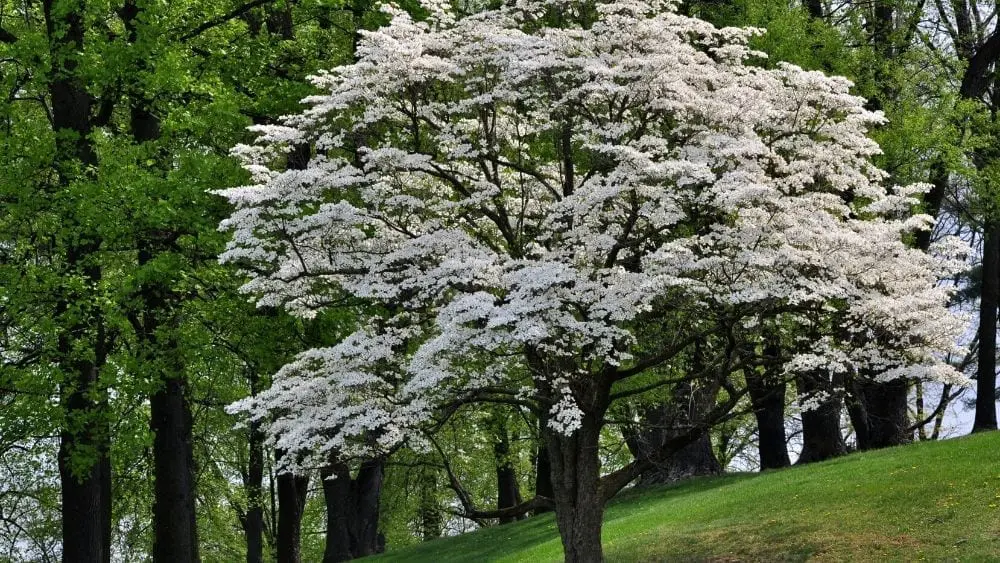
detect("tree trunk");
top-left (418, 468), bottom-right (441, 541)
top-left (321, 463), bottom-right (352, 563)
top-left (276, 454), bottom-right (310, 563)
top-left (44, 1), bottom-right (112, 560)
top-left (796, 372), bottom-right (847, 464)
top-left (320, 458), bottom-right (385, 561)
top-left (861, 378), bottom-right (911, 446)
top-left (746, 366), bottom-right (791, 470)
top-left (533, 440), bottom-right (554, 515)
top-left (494, 431), bottom-right (523, 524)
top-left (58, 391), bottom-right (111, 563)
top-left (975, 222), bottom-right (1000, 432)
top-left (151, 376), bottom-right (199, 562)
top-left (627, 375), bottom-right (722, 484)
top-left (351, 460), bottom-right (384, 556)
top-left (545, 417), bottom-right (605, 563)
top-left (245, 416), bottom-right (266, 563)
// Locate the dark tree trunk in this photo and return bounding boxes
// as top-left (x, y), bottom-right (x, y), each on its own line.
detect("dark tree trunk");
top-left (861, 378), bottom-right (911, 447)
top-left (351, 460), bottom-right (384, 556)
top-left (320, 458), bottom-right (385, 562)
top-left (804, 0), bottom-right (823, 19)
top-left (628, 371), bottom-right (722, 484)
top-left (533, 441), bottom-right (554, 515)
top-left (150, 376), bottom-right (199, 562)
top-left (745, 363), bottom-right (791, 470)
top-left (545, 416), bottom-right (605, 563)
top-left (58, 384), bottom-right (111, 563)
top-left (975, 223), bottom-right (1000, 432)
top-left (321, 463), bottom-right (353, 563)
top-left (494, 430), bottom-right (523, 524)
top-left (796, 372), bottom-right (847, 464)
top-left (845, 371), bottom-right (871, 450)
top-left (245, 416), bottom-right (266, 563)
top-left (44, 1), bottom-right (112, 561)
top-left (120, 3), bottom-right (202, 559)
top-left (276, 454), bottom-right (310, 563)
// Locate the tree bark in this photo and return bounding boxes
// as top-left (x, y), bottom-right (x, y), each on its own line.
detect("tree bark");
top-left (533, 440), bottom-right (554, 515)
top-left (276, 454), bottom-right (310, 563)
top-left (150, 375), bottom-right (199, 562)
top-left (861, 378), bottom-right (912, 446)
top-left (494, 429), bottom-right (523, 524)
top-left (321, 463), bottom-right (352, 563)
top-left (418, 468), bottom-right (441, 541)
top-left (245, 416), bottom-right (266, 563)
top-left (627, 370), bottom-right (722, 484)
top-left (545, 417), bottom-right (605, 563)
top-left (320, 458), bottom-right (385, 562)
top-left (796, 372), bottom-right (847, 464)
top-left (44, 1), bottom-right (112, 560)
top-left (974, 222), bottom-right (1000, 431)
top-left (746, 360), bottom-right (791, 470)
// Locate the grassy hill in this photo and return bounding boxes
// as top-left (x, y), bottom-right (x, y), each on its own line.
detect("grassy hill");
top-left (370, 432), bottom-right (1000, 562)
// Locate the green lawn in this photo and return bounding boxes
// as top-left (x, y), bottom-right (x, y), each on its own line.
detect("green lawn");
top-left (370, 432), bottom-right (1000, 562)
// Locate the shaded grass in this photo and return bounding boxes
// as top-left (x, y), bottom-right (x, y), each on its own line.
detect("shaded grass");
top-left (369, 432), bottom-right (1000, 561)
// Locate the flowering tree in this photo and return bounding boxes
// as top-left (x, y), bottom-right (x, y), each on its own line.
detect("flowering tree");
top-left (218, 0), bottom-right (967, 559)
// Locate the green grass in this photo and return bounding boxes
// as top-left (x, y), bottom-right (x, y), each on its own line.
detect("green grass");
top-left (370, 432), bottom-right (1000, 562)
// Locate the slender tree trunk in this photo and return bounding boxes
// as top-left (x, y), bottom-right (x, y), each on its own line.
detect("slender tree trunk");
top-left (975, 223), bottom-right (1000, 431)
top-left (276, 452), bottom-right (310, 563)
top-left (494, 430), bottom-right (523, 524)
top-left (545, 418), bottom-right (605, 563)
top-left (796, 372), bottom-right (847, 464)
top-left (418, 468), bottom-right (441, 541)
top-left (533, 438), bottom-right (554, 515)
top-left (245, 416), bottom-right (266, 563)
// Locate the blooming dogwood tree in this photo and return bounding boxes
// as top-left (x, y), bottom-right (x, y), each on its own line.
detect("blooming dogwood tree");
top-left (219, 0), bottom-right (966, 559)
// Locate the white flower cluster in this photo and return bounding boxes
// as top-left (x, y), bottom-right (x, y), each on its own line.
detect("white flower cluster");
top-left (218, 0), bottom-right (967, 465)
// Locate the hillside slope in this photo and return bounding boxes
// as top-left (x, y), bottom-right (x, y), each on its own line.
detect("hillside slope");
top-left (370, 432), bottom-right (1000, 562)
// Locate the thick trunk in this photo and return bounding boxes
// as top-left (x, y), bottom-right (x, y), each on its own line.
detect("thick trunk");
top-left (151, 376), bottom-right (199, 562)
top-left (545, 418), bottom-right (605, 563)
top-left (321, 463), bottom-right (352, 563)
top-left (320, 458), bottom-right (384, 562)
top-left (629, 374), bottom-right (722, 484)
top-left (746, 363), bottom-right (790, 470)
top-left (276, 456), bottom-right (310, 563)
top-left (351, 460), bottom-right (384, 556)
top-left (975, 223), bottom-right (1000, 432)
top-left (796, 372), bottom-right (847, 464)
top-left (861, 378), bottom-right (911, 447)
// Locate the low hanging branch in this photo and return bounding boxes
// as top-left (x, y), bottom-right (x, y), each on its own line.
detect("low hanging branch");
top-left (427, 434), bottom-right (552, 524)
